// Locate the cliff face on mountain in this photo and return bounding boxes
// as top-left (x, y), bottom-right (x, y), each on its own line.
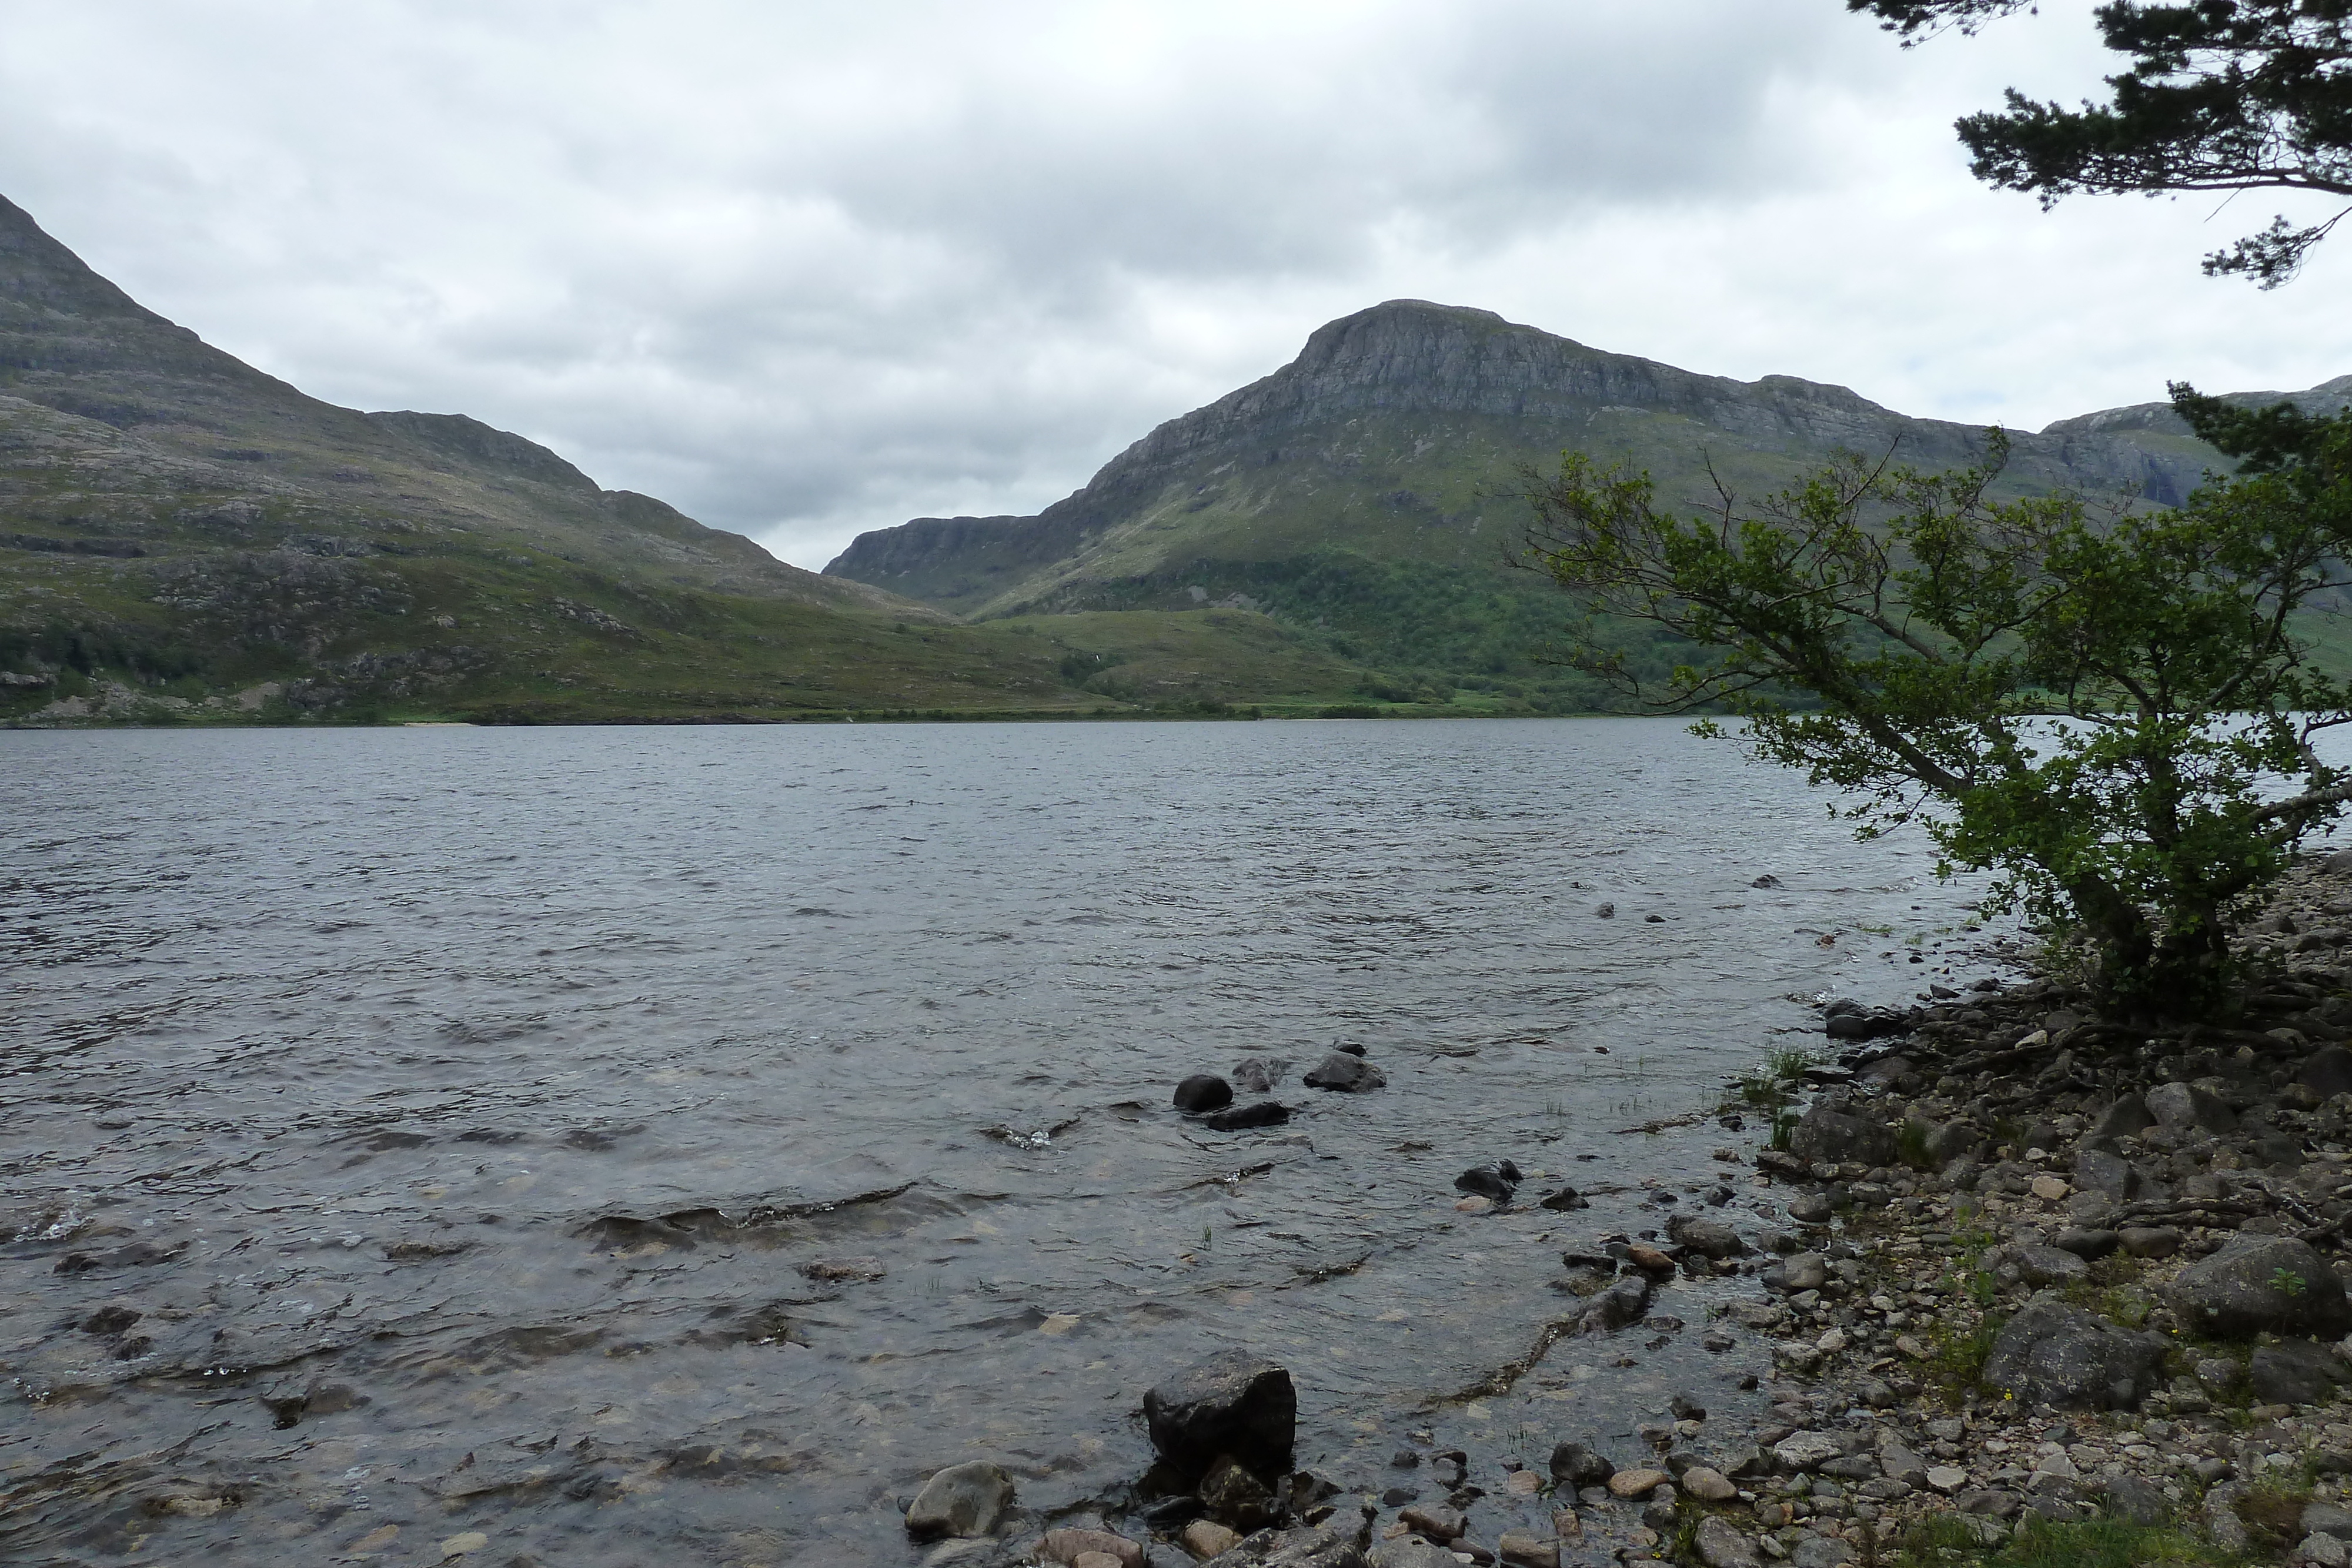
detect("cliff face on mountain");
top-left (826, 300), bottom-right (2307, 620)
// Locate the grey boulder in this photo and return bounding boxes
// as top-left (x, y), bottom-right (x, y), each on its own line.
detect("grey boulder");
top-left (2145, 1081), bottom-right (2238, 1136)
top-left (2302, 1047), bottom-right (2352, 1101)
top-left (1982, 1292), bottom-right (2167, 1410)
top-left (2251, 1339), bottom-right (2347, 1406)
top-left (1693, 1516), bottom-right (1762, 1568)
top-left (2086, 1093), bottom-right (2156, 1141)
top-left (905, 1460), bottom-right (1015, 1539)
top-left (1667, 1212), bottom-right (1748, 1259)
top-left (1788, 1102), bottom-right (1897, 1166)
top-left (2167, 1235), bottom-right (2352, 1339)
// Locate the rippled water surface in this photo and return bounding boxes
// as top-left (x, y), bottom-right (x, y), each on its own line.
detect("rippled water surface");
top-left (1, 719), bottom-right (2000, 1566)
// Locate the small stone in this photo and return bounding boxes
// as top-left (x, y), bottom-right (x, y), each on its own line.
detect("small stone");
top-left (437, 1534), bottom-right (489, 1557)
top-left (1682, 1466), bottom-right (1737, 1502)
top-left (1925, 1467), bottom-right (1968, 1494)
top-left (1041, 1530), bottom-right (1145, 1568)
top-left (1694, 1516), bottom-right (1763, 1568)
top-left (1497, 1531), bottom-right (1559, 1568)
top-left (2119, 1226), bottom-right (2182, 1259)
top-left (2030, 1174), bottom-right (2071, 1202)
top-left (1456, 1196), bottom-right (1494, 1214)
top-left (1504, 1468), bottom-right (1543, 1495)
top-left (1782, 1252), bottom-right (1829, 1291)
top-left (1549, 1442), bottom-right (1615, 1486)
top-left (1398, 1502), bottom-right (1466, 1541)
top-left (1772, 1432), bottom-right (1843, 1473)
top-left (1181, 1520), bottom-right (1242, 1560)
top-left (1198, 1455), bottom-right (1275, 1532)
top-left (1608, 1467), bottom-right (1670, 1499)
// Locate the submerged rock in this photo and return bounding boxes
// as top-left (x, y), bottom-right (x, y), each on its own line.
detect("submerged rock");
top-left (1302, 1052), bottom-right (1386, 1092)
top-left (1453, 1162), bottom-right (1521, 1202)
top-left (1201, 1101), bottom-right (1291, 1131)
top-left (905, 1459), bottom-right (1014, 1539)
top-left (1175, 1075), bottom-right (1234, 1114)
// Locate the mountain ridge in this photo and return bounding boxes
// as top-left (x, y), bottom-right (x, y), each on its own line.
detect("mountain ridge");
top-left (826, 299), bottom-right (2338, 620)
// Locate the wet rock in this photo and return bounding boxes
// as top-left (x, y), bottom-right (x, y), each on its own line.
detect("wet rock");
top-left (1302, 1053), bottom-right (1386, 1093)
top-left (1549, 1441), bottom-right (1615, 1486)
top-left (2146, 1081), bottom-right (2238, 1136)
top-left (1397, 1502), bottom-right (1464, 1542)
top-left (1143, 1351), bottom-right (1297, 1480)
top-left (1752, 874), bottom-right (1784, 890)
top-left (1788, 1104), bottom-right (1897, 1166)
top-left (1042, 1528), bottom-right (1146, 1568)
top-left (1822, 999), bottom-right (1907, 1042)
top-left (2086, 1094), bottom-right (2156, 1141)
top-left (1231, 1058), bottom-right (1288, 1094)
top-left (2251, 1340), bottom-right (2347, 1406)
top-left (1454, 1162), bottom-right (1522, 1202)
top-left (82, 1304), bottom-right (142, 1335)
top-left (2302, 1047), bottom-right (2352, 1101)
top-left (1781, 1252), bottom-right (1830, 1292)
top-left (1495, 1531), bottom-right (1557, 1568)
top-left (1202, 1102), bottom-right (1291, 1132)
top-left (800, 1256), bottom-right (886, 1283)
top-left (1982, 1292), bottom-right (2167, 1410)
top-left (1572, 1273), bottom-right (1652, 1333)
top-left (1200, 1456), bottom-right (1277, 1532)
top-left (906, 1459), bottom-right (1014, 1539)
top-left (1207, 1526), bottom-right (1366, 1568)
top-left (1786, 1191), bottom-right (1835, 1224)
top-left (1693, 1516), bottom-right (1762, 1568)
top-left (1367, 1543), bottom-right (1458, 1568)
top-left (2167, 1235), bottom-right (2352, 1339)
top-left (1666, 1212), bottom-right (1747, 1259)
top-left (1595, 903), bottom-right (1615, 919)
top-left (1536, 1186), bottom-right (1588, 1211)
top-left (1175, 1076), bottom-right (1235, 1114)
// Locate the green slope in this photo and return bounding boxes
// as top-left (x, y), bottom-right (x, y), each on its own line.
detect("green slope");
top-left (825, 300), bottom-right (2352, 700)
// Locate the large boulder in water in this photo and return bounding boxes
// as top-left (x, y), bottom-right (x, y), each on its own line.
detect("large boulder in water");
top-left (1142, 1350), bottom-right (1296, 1480)
top-left (2167, 1235), bottom-right (2352, 1339)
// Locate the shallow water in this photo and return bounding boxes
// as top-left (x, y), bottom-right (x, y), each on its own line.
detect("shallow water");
top-left (0, 718), bottom-right (2002, 1566)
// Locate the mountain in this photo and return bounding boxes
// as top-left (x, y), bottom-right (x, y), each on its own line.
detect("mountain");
top-left (0, 193), bottom-right (1162, 724)
top-left (825, 300), bottom-right (2349, 709)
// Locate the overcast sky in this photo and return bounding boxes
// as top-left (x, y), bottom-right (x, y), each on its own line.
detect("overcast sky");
top-left (5, 1), bottom-right (2348, 570)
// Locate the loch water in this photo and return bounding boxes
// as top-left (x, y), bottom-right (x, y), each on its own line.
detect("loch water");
top-left (0, 718), bottom-right (2003, 1566)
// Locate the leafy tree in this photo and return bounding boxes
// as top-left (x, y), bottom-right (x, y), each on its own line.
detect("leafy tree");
top-left (1519, 392), bottom-right (2352, 1014)
top-left (1849, 1), bottom-right (2352, 285)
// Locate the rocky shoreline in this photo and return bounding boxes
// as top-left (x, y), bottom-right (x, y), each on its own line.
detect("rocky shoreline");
top-left (896, 854), bottom-right (2352, 1568)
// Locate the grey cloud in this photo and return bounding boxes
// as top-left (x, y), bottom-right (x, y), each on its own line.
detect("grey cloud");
top-left (1, 1), bottom-right (2346, 570)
